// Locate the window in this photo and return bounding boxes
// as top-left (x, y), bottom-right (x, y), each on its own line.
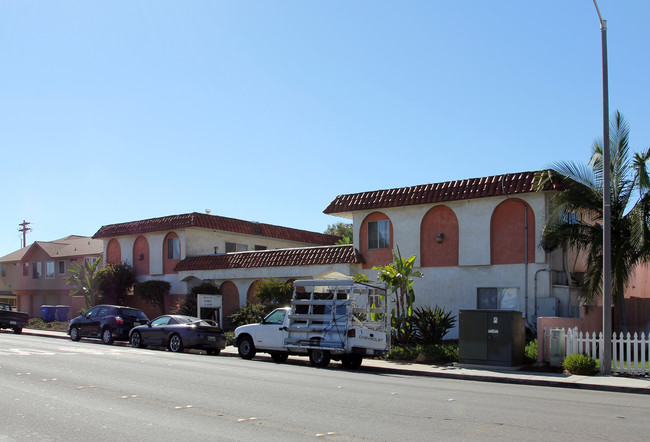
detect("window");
top-left (0, 264), bottom-right (5, 278)
top-left (254, 245), bottom-right (267, 251)
top-left (368, 220), bottom-right (389, 249)
top-left (45, 261), bottom-right (55, 279)
top-left (23, 263), bottom-right (29, 277)
top-left (32, 262), bottom-right (42, 279)
top-left (58, 260), bottom-right (65, 275)
top-left (477, 288), bottom-right (520, 310)
top-left (85, 257), bottom-right (98, 267)
top-left (167, 237), bottom-right (180, 259)
top-left (225, 242), bottom-right (248, 253)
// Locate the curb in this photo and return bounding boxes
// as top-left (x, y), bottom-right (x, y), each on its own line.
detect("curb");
top-left (21, 329), bottom-right (650, 395)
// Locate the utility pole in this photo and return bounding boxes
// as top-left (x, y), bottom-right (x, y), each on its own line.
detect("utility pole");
top-left (18, 220), bottom-right (32, 248)
top-left (593, 0), bottom-right (612, 375)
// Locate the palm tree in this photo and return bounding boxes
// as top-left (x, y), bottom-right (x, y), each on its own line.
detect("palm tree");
top-left (374, 247), bottom-right (423, 345)
top-left (63, 257), bottom-right (103, 310)
top-left (536, 111), bottom-right (650, 333)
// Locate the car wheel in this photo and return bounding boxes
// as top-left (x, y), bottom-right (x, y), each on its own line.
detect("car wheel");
top-left (101, 328), bottom-right (114, 345)
top-left (130, 331), bottom-right (146, 348)
top-left (270, 352), bottom-right (289, 363)
top-left (13, 327), bottom-right (22, 334)
top-left (168, 334), bottom-right (184, 353)
top-left (70, 326), bottom-right (81, 342)
top-left (206, 349), bottom-right (221, 356)
top-left (341, 354), bottom-right (363, 370)
top-left (309, 349), bottom-right (331, 368)
top-left (237, 336), bottom-right (256, 359)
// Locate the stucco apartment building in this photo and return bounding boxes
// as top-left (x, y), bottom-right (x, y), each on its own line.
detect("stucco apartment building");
top-left (93, 171), bottom-right (585, 337)
top-left (0, 235), bottom-right (103, 317)
top-left (91, 212), bottom-right (348, 321)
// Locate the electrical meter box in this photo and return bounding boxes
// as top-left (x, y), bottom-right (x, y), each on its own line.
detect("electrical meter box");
top-left (458, 310), bottom-right (525, 366)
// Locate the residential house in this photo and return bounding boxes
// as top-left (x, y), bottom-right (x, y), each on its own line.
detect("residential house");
top-left (91, 212), bottom-right (351, 322)
top-left (0, 236), bottom-right (103, 317)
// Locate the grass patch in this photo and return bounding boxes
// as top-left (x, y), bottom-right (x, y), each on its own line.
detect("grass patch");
top-left (28, 318), bottom-right (69, 332)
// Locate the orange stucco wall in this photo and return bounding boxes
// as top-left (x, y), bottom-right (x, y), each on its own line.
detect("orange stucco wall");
top-left (420, 205), bottom-right (459, 267)
top-left (133, 236), bottom-right (150, 276)
top-left (107, 239), bottom-right (121, 265)
top-left (220, 281), bottom-right (239, 320)
top-left (360, 212), bottom-right (393, 269)
top-left (247, 280), bottom-right (260, 304)
top-left (491, 199), bottom-right (536, 265)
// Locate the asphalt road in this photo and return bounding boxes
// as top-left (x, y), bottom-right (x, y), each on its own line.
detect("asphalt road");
top-left (1, 332), bottom-right (649, 441)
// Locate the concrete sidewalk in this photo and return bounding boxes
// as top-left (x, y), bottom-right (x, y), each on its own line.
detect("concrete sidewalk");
top-left (21, 328), bottom-right (650, 395)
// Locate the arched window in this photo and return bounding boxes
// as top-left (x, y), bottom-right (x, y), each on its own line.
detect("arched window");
top-left (420, 206), bottom-right (459, 267)
top-left (360, 212), bottom-right (393, 269)
top-left (106, 239), bottom-right (121, 265)
top-left (491, 199), bottom-right (535, 265)
top-left (163, 232), bottom-right (181, 274)
top-left (133, 236), bottom-right (150, 276)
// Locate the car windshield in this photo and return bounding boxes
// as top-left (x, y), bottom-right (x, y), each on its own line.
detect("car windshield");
top-left (119, 308), bottom-right (149, 321)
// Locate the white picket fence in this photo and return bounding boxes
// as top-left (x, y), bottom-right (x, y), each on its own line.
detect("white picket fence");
top-left (563, 328), bottom-right (650, 375)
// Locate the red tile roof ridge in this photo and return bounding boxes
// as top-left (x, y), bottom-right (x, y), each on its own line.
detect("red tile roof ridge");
top-left (93, 212), bottom-right (339, 246)
top-left (324, 170), bottom-right (556, 214)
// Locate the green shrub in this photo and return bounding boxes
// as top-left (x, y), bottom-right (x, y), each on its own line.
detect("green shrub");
top-left (524, 339), bottom-right (538, 364)
top-left (411, 305), bottom-right (456, 345)
top-left (562, 353), bottom-right (597, 375)
top-left (388, 344), bottom-right (459, 364)
top-left (387, 346), bottom-right (420, 361)
top-left (420, 344), bottom-right (459, 364)
top-left (228, 303), bottom-right (269, 328)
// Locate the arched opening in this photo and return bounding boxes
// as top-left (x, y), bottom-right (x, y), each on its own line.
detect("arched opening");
top-left (106, 239), bottom-right (121, 265)
top-left (133, 236), bottom-right (150, 276)
top-left (360, 212), bottom-right (393, 269)
top-left (421, 205), bottom-right (459, 267)
top-left (247, 280), bottom-right (261, 304)
top-left (491, 199), bottom-right (535, 265)
top-left (220, 281), bottom-right (240, 327)
top-left (163, 232), bottom-right (181, 274)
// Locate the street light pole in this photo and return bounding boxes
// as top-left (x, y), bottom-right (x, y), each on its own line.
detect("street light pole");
top-left (593, 0), bottom-right (612, 375)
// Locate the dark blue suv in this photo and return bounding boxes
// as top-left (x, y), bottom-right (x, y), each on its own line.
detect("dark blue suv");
top-left (68, 305), bottom-right (149, 345)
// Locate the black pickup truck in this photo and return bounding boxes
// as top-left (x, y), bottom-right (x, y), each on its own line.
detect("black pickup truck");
top-left (0, 302), bottom-right (29, 334)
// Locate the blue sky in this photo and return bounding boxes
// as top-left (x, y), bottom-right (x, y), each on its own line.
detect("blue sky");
top-left (1, 1), bottom-right (649, 257)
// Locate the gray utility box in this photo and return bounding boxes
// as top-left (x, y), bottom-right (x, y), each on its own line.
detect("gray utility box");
top-left (459, 310), bottom-right (525, 367)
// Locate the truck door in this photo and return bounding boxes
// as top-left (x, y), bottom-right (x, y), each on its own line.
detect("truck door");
top-left (256, 309), bottom-right (287, 350)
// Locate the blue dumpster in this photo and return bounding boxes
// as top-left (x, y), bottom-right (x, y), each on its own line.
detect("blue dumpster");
top-left (55, 305), bottom-right (70, 321)
top-left (41, 305), bottom-right (56, 322)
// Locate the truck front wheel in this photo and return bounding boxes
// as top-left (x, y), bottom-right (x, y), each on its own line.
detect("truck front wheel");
top-left (309, 349), bottom-right (331, 368)
top-left (238, 336), bottom-right (256, 359)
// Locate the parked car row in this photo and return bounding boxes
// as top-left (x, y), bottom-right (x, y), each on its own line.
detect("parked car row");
top-left (67, 304), bottom-right (227, 355)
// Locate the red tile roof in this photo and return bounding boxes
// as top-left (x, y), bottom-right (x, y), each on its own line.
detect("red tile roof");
top-left (323, 171), bottom-right (559, 214)
top-left (93, 212), bottom-right (339, 246)
top-left (174, 245), bottom-right (364, 271)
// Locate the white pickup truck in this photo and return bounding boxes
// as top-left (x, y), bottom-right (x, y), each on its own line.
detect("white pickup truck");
top-left (233, 279), bottom-right (390, 369)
